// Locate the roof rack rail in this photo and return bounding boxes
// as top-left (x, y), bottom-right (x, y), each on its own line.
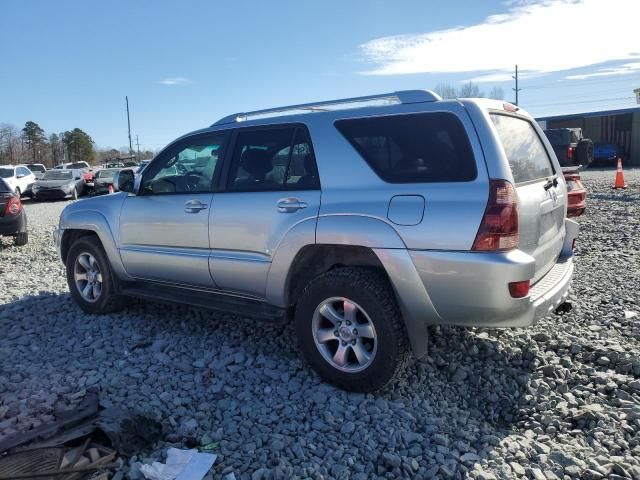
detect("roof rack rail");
top-left (212, 89), bottom-right (442, 126)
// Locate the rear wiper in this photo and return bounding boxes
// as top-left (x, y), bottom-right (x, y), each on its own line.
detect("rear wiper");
top-left (543, 178), bottom-right (558, 190)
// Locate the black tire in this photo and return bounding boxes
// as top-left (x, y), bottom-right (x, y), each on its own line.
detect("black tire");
top-left (295, 267), bottom-right (412, 392)
top-left (15, 187), bottom-right (21, 198)
top-left (576, 139), bottom-right (594, 167)
top-left (71, 188), bottom-right (78, 200)
top-left (14, 232), bottom-right (28, 246)
top-left (65, 235), bottom-right (126, 314)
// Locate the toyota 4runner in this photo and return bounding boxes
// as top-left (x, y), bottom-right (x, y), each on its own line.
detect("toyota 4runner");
top-left (54, 90), bottom-right (578, 392)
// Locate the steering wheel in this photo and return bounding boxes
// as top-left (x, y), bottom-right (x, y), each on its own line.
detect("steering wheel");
top-left (184, 172), bottom-right (208, 191)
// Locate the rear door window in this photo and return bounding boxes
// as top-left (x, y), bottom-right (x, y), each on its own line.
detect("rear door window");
top-left (227, 126), bottom-right (319, 191)
top-left (491, 114), bottom-right (555, 184)
top-left (335, 112), bottom-right (477, 183)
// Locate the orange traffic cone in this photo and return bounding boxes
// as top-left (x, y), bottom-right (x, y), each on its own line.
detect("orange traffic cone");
top-left (108, 184), bottom-right (114, 194)
top-left (613, 158), bottom-right (627, 189)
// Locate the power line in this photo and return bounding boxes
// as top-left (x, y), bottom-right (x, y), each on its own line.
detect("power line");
top-left (524, 96), bottom-right (635, 108)
top-left (524, 75), bottom-right (640, 90)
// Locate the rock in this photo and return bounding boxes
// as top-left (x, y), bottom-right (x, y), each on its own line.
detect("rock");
top-left (382, 452), bottom-right (401, 468)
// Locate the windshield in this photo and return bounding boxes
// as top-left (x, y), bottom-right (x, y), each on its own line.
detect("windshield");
top-left (0, 168), bottom-right (13, 178)
top-left (0, 178), bottom-right (11, 192)
top-left (42, 170), bottom-right (73, 180)
top-left (27, 164), bottom-right (46, 172)
top-left (97, 169), bottom-right (118, 179)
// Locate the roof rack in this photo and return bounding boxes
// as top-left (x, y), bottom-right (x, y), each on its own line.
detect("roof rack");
top-left (212, 90), bottom-right (442, 126)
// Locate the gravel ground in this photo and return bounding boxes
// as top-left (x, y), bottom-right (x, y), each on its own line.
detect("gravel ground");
top-left (1, 169), bottom-right (639, 480)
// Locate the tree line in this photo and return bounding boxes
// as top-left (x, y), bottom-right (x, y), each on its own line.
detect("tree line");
top-left (434, 81), bottom-right (505, 101)
top-left (0, 120), bottom-right (154, 168)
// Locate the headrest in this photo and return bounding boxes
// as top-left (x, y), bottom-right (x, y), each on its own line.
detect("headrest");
top-left (240, 149), bottom-right (271, 176)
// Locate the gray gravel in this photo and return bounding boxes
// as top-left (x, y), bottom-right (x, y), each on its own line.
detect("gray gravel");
top-left (1, 169), bottom-right (640, 480)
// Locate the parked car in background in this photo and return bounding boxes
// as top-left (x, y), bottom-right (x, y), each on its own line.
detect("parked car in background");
top-left (0, 178), bottom-right (28, 245)
top-left (543, 128), bottom-right (593, 167)
top-left (82, 167), bottom-right (101, 192)
top-left (105, 162), bottom-right (124, 169)
top-left (0, 164), bottom-right (36, 198)
top-left (32, 170), bottom-right (83, 200)
top-left (593, 142), bottom-right (620, 166)
top-left (93, 168), bottom-right (120, 194)
top-left (55, 91), bottom-right (579, 392)
top-left (562, 167), bottom-right (586, 218)
top-left (25, 163), bottom-right (47, 180)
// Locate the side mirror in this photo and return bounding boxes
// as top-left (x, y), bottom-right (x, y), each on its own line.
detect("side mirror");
top-left (75, 176), bottom-right (81, 180)
top-left (114, 169), bottom-right (135, 194)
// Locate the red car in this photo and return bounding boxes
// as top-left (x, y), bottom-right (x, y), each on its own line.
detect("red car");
top-left (562, 167), bottom-right (586, 218)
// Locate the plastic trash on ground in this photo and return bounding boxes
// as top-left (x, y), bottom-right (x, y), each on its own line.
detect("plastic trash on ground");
top-left (140, 448), bottom-right (216, 480)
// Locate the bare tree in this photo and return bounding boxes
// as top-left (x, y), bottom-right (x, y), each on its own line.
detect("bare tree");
top-left (458, 81), bottom-right (485, 98)
top-left (0, 124), bottom-right (20, 163)
top-left (434, 83), bottom-right (457, 99)
top-left (489, 86), bottom-right (505, 100)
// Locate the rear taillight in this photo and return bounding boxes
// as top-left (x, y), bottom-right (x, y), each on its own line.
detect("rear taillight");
top-left (5, 196), bottom-right (22, 216)
top-left (472, 179), bottom-right (518, 251)
top-left (508, 280), bottom-right (530, 298)
top-left (567, 146), bottom-right (574, 160)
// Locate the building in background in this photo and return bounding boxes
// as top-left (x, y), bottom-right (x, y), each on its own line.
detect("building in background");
top-left (537, 106), bottom-right (640, 166)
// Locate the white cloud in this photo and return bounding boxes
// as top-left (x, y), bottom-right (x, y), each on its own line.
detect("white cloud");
top-left (360, 0), bottom-right (640, 78)
top-left (565, 62), bottom-right (640, 80)
top-left (159, 77), bottom-right (193, 86)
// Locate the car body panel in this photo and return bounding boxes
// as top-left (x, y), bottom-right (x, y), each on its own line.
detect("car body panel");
top-left (210, 190), bottom-right (321, 297)
top-left (119, 193), bottom-right (215, 287)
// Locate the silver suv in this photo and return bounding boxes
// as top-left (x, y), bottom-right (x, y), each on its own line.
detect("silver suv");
top-left (54, 90), bottom-right (578, 392)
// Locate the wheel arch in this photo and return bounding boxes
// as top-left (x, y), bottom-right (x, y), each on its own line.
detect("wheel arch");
top-left (59, 210), bottom-right (130, 281)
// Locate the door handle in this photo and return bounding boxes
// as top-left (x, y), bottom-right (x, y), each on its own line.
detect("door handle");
top-left (277, 198), bottom-right (308, 213)
top-left (184, 200), bottom-right (208, 213)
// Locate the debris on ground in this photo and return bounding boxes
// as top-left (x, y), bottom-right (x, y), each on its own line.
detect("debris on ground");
top-left (140, 448), bottom-right (216, 480)
top-left (0, 439), bottom-right (115, 480)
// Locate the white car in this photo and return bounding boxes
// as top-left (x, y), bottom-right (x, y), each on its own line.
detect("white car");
top-left (0, 165), bottom-right (36, 197)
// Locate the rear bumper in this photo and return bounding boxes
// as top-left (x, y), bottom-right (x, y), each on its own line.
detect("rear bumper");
top-left (381, 219), bottom-right (579, 330)
top-left (34, 189), bottom-right (71, 200)
top-left (407, 250), bottom-right (574, 327)
top-left (567, 189), bottom-right (586, 218)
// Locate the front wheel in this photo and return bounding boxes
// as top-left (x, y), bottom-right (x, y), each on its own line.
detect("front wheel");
top-left (71, 188), bottom-right (78, 200)
top-left (66, 236), bottom-right (125, 314)
top-left (295, 267), bottom-right (412, 392)
top-left (15, 187), bottom-right (21, 198)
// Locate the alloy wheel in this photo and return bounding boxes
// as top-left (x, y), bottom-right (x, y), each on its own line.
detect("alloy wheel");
top-left (74, 252), bottom-right (103, 302)
top-left (311, 297), bottom-right (377, 373)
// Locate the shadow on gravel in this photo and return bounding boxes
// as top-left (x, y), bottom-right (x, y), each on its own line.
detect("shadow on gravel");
top-left (1, 292), bottom-right (533, 478)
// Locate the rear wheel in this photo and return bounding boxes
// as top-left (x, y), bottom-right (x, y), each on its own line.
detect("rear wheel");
top-left (66, 236), bottom-right (125, 314)
top-left (295, 267), bottom-right (412, 392)
top-left (14, 232), bottom-right (28, 246)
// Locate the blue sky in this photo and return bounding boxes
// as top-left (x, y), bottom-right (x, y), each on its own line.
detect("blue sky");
top-left (1, 0), bottom-right (639, 151)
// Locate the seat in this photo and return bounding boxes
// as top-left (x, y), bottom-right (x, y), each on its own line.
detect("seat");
top-left (232, 149), bottom-right (274, 189)
top-left (295, 154), bottom-right (318, 188)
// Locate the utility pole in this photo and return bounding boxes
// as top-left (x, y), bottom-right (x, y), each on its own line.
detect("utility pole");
top-left (512, 64), bottom-right (522, 106)
top-left (126, 96), bottom-right (133, 157)
top-left (135, 135), bottom-right (141, 160)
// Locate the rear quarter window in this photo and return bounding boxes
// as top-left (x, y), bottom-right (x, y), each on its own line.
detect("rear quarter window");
top-left (491, 114), bottom-right (554, 184)
top-left (335, 112), bottom-right (477, 183)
